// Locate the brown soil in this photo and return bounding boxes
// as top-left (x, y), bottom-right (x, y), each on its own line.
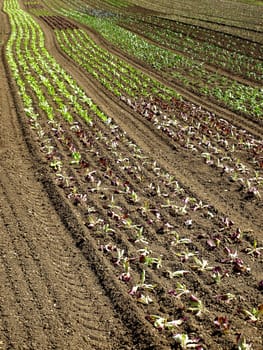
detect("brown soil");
top-left (1, 1), bottom-right (263, 349)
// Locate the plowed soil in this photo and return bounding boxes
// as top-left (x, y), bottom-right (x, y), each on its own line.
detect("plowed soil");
top-left (0, 1), bottom-right (263, 349)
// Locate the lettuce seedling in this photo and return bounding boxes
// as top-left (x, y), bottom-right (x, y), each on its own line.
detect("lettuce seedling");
top-left (243, 304), bottom-right (263, 323)
top-left (170, 232), bottom-right (192, 246)
top-left (166, 270), bottom-right (190, 279)
top-left (50, 159), bottom-right (62, 171)
top-left (137, 294), bottom-right (153, 305)
top-left (245, 240), bottom-right (263, 258)
top-left (191, 257), bottom-right (214, 272)
top-left (129, 270), bottom-right (156, 298)
top-left (146, 315), bottom-right (184, 331)
top-left (236, 334), bottom-right (253, 350)
top-left (213, 316), bottom-right (231, 333)
top-left (168, 282), bottom-right (190, 299)
top-left (173, 333), bottom-right (204, 349)
top-left (119, 258), bottom-right (131, 283)
top-left (188, 295), bottom-right (205, 317)
top-left (70, 151), bottom-right (81, 165)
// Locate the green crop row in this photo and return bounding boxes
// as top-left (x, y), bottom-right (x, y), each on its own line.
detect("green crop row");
top-left (119, 17), bottom-right (263, 83)
top-left (55, 29), bottom-right (263, 198)
top-left (55, 28), bottom-right (180, 101)
top-left (45, 3), bottom-right (263, 119)
top-left (138, 15), bottom-right (263, 60)
top-left (4, 0), bottom-right (110, 127)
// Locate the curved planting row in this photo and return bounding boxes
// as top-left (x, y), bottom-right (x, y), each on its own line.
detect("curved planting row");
top-left (39, 15), bottom-right (79, 29)
top-left (130, 15), bottom-right (263, 61)
top-left (24, 0), bottom-right (44, 8)
top-left (5, 0), bottom-right (263, 349)
top-left (118, 16), bottom-right (263, 84)
top-left (43, 0), bottom-right (263, 120)
top-left (131, 0), bottom-right (263, 39)
top-left (54, 28), bottom-right (263, 200)
top-left (55, 29), bottom-right (179, 100)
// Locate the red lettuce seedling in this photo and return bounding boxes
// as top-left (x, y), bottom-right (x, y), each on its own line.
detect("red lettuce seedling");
top-left (213, 316), bottom-right (231, 333)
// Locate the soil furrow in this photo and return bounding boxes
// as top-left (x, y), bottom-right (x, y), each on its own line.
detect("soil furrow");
top-left (0, 196), bottom-right (57, 349)
top-left (0, 170), bottom-right (130, 349)
top-left (0, 166), bottom-right (120, 345)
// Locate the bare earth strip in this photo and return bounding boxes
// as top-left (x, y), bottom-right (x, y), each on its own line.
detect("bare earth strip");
top-left (0, 5), bottom-right (135, 350)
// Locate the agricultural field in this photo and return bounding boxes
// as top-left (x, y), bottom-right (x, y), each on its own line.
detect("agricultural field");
top-left (0, 0), bottom-right (262, 349)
